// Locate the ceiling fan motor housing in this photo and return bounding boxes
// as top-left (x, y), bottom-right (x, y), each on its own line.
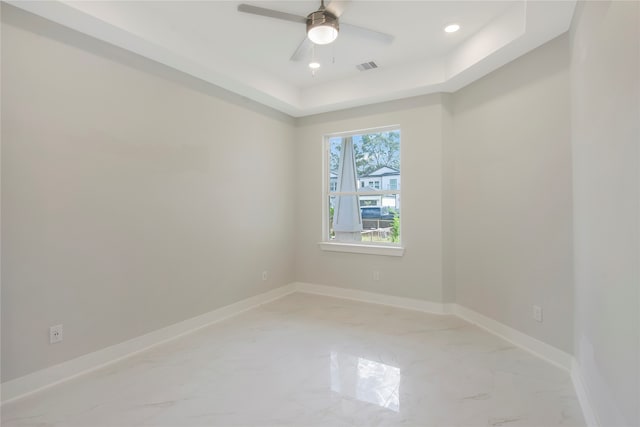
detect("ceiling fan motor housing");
top-left (306, 9), bottom-right (339, 45)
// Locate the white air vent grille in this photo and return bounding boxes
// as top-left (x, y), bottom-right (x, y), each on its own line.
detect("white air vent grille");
top-left (356, 61), bottom-right (378, 71)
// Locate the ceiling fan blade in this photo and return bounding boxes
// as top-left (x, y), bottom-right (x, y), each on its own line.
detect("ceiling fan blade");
top-left (325, 0), bottom-right (348, 18)
top-left (341, 23), bottom-right (394, 44)
top-left (290, 37), bottom-right (313, 61)
top-left (237, 4), bottom-right (305, 24)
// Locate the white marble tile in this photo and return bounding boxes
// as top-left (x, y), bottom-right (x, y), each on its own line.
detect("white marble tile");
top-left (1, 293), bottom-right (585, 426)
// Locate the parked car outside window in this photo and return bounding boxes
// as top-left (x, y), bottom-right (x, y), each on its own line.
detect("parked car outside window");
top-left (360, 206), bottom-right (395, 220)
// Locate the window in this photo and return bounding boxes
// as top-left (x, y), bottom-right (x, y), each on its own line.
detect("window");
top-left (323, 126), bottom-right (402, 255)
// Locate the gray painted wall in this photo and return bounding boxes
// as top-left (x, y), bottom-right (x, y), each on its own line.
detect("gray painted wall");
top-left (1, 6), bottom-right (577, 382)
top-left (570, 1), bottom-right (639, 425)
top-left (441, 95), bottom-right (456, 304)
top-left (1, 5), bottom-right (296, 382)
top-left (3, 7), bottom-right (638, 426)
top-left (451, 35), bottom-right (574, 353)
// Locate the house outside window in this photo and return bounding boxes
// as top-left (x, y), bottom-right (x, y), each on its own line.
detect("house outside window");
top-left (324, 126), bottom-right (401, 248)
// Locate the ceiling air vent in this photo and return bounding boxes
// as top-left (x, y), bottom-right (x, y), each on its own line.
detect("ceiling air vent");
top-left (356, 61), bottom-right (378, 71)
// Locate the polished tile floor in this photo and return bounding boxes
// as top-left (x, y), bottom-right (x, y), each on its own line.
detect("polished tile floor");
top-left (2, 293), bottom-right (585, 426)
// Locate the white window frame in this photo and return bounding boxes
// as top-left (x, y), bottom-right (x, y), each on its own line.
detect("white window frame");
top-left (319, 125), bottom-right (404, 257)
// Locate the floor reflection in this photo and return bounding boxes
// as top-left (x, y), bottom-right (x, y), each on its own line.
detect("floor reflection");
top-left (330, 352), bottom-right (400, 412)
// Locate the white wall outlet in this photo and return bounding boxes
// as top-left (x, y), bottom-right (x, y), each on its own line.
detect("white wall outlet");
top-left (262, 271), bottom-right (268, 281)
top-left (49, 324), bottom-right (63, 344)
top-left (533, 305), bottom-right (543, 323)
top-left (372, 271), bottom-right (380, 281)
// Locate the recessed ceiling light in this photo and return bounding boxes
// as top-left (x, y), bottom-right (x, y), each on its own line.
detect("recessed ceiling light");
top-left (309, 61), bottom-right (321, 69)
top-left (444, 24), bottom-right (460, 33)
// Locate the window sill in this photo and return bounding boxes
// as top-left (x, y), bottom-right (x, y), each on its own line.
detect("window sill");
top-left (318, 242), bottom-right (405, 257)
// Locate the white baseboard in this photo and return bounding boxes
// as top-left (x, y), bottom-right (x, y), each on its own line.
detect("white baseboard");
top-left (1, 284), bottom-right (296, 404)
top-left (293, 283), bottom-right (595, 424)
top-left (293, 282), bottom-right (571, 370)
top-left (293, 282), bottom-right (454, 314)
top-left (452, 304), bottom-right (573, 371)
top-left (570, 358), bottom-right (600, 427)
top-left (2, 281), bottom-right (593, 427)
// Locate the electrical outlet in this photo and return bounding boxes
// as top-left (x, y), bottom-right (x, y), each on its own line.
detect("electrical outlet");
top-left (533, 305), bottom-right (543, 323)
top-left (262, 271), bottom-right (268, 281)
top-left (50, 324), bottom-right (63, 344)
top-left (372, 271), bottom-right (380, 281)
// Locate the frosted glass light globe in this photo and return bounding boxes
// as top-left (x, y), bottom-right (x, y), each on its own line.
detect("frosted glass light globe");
top-left (308, 25), bottom-right (338, 45)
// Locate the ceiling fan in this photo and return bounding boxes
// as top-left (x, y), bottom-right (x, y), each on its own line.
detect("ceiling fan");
top-left (237, 1), bottom-right (395, 62)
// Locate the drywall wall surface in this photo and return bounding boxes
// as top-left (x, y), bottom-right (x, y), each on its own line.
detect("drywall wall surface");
top-left (570, 1), bottom-right (639, 425)
top-left (295, 95), bottom-right (445, 302)
top-left (441, 94), bottom-right (456, 303)
top-left (452, 35), bottom-right (574, 353)
top-left (1, 5), bottom-right (296, 382)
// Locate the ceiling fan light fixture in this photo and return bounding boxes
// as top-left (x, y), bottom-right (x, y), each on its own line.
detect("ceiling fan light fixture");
top-left (306, 9), bottom-right (339, 45)
top-left (309, 61), bottom-right (321, 69)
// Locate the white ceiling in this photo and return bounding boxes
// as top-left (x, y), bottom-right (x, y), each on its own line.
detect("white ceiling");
top-left (8, 0), bottom-right (576, 117)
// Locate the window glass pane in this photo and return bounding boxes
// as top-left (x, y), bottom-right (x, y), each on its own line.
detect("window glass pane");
top-left (328, 129), bottom-right (400, 245)
top-left (329, 131), bottom-right (400, 184)
top-left (329, 196), bottom-right (401, 243)
top-left (361, 201), bottom-right (400, 244)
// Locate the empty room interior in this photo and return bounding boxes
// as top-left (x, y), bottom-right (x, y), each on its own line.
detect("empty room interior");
top-left (1, 0), bottom-right (638, 426)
